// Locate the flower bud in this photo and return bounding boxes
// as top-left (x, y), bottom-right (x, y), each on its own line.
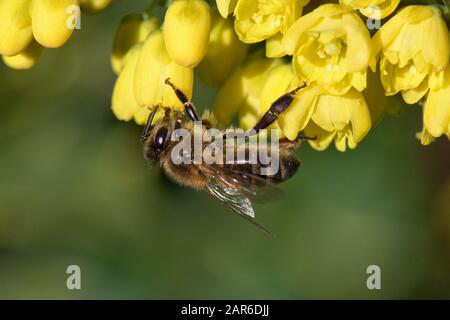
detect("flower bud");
top-left (163, 0), bottom-right (211, 68)
top-left (2, 40), bottom-right (44, 70)
top-left (0, 0), bottom-right (33, 56)
top-left (111, 14), bottom-right (160, 74)
top-left (79, 0), bottom-right (112, 14)
top-left (31, 0), bottom-right (79, 48)
top-left (198, 12), bottom-right (248, 86)
top-left (134, 30), bottom-right (194, 111)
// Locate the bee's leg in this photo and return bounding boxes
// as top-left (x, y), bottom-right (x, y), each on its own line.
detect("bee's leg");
top-left (250, 83), bottom-right (307, 134)
top-left (165, 78), bottom-right (200, 122)
top-left (140, 106), bottom-right (159, 142)
top-left (279, 134), bottom-right (317, 151)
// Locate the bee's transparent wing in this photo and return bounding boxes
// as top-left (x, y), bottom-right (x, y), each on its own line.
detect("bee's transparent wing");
top-left (205, 181), bottom-right (271, 234)
top-left (205, 165), bottom-right (284, 204)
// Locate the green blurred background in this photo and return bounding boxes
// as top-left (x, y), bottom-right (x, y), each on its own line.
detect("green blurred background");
top-left (1, 0), bottom-right (450, 299)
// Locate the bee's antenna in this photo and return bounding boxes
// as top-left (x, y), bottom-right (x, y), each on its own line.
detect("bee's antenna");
top-left (141, 106), bottom-right (159, 142)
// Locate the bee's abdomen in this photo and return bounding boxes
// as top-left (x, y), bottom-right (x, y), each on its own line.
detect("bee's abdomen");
top-left (277, 155), bottom-right (300, 182)
top-left (225, 154), bottom-right (300, 185)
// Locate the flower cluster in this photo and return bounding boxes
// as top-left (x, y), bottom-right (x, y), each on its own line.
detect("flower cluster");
top-left (0, 0), bottom-right (111, 70)
top-left (110, 0), bottom-right (449, 150)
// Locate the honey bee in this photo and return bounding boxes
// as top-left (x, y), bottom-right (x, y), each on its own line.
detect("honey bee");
top-left (141, 78), bottom-right (310, 233)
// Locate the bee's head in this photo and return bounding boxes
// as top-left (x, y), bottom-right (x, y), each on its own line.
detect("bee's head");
top-left (143, 119), bottom-right (173, 163)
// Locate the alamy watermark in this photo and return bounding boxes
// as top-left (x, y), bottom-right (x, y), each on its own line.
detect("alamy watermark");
top-left (170, 122), bottom-right (281, 176)
top-left (66, 5), bottom-right (81, 30)
top-left (366, 6), bottom-right (382, 30)
top-left (66, 265), bottom-right (81, 290)
top-left (366, 265), bottom-right (381, 290)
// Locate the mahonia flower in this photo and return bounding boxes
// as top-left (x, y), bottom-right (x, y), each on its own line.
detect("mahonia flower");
top-left (340, 0), bottom-right (401, 19)
top-left (283, 4), bottom-right (372, 95)
top-left (31, 0), bottom-right (80, 48)
top-left (233, 0), bottom-right (310, 56)
top-left (2, 39), bottom-right (43, 70)
top-left (198, 11), bottom-right (249, 86)
top-left (0, 0), bottom-right (111, 69)
top-left (0, 0), bottom-right (33, 57)
top-left (111, 13), bottom-right (160, 75)
top-left (163, 0), bottom-right (211, 68)
top-left (418, 66), bottom-right (450, 145)
top-left (112, 44), bottom-right (146, 124)
top-left (112, 30), bottom-right (193, 125)
top-left (78, 0), bottom-right (112, 14)
top-left (134, 30), bottom-right (194, 118)
top-left (372, 5), bottom-right (450, 104)
top-left (214, 54), bottom-right (372, 150)
top-left (302, 89), bottom-right (372, 152)
top-left (213, 53), bottom-right (282, 129)
top-left (216, 0), bottom-right (238, 18)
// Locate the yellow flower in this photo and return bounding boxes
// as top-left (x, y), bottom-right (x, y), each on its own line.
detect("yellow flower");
top-left (0, 0), bottom-right (33, 57)
top-left (283, 4), bottom-right (372, 95)
top-left (78, 0), bottom-right (112, 14)
top-left (419, 66), bottom-right (450, 145)
top-left (213, 53), bottom-right (282, 128)
top-left (303, 89), bottom-right (372, 152)
top-left (216, 0), bottom-right (238, 18)
top-left (112, 44), bottom-right (144, 123)
top-left (2, 39), bottom-right (44, 70)
top-left (363, 70), bottom-right (401, 125)
top-left (134, 30), bottom-right (194, 120)
top-left (234, 0), bottom-right (308, 44)
top-left (340, 0), bottom-right (401, 19)
top-left (372, 5), bottom-right (450, 104)
top-left (198, 12), bottom-right (248, 86)
top-left (214, 54), bottom-right (371, 150)
top-left (163, 0), bottom-right (211, 68)
top-left (111, 14), bottom-right (160, 75)
top-left (30, 0), bottom-right (79, 48)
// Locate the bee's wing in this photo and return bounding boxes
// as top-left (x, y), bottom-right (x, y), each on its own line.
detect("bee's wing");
top-left (205, 180), bottom-right (272, 234)
top-left (201, 164), bottom-right (286, 234)
top-left (204, 165), bottom-right (284, 204)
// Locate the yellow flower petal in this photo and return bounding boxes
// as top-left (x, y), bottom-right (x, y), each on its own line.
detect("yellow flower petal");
top-left (235, 0), bottom-right (305, 43)
top-left (112, 44), bottom-right (142, 122)
top-left (198, 12), bottom-right (248, 86)
top-left (266, 33), bottom-right (287, 58)
top-left (0, 0), bottom-right (33, 56)
top-left (215, 0), bottom-right (238, 18)
top-left (134, 31), bottom-right (193, 111)
top-left (164, 0), bottom-right (211, 68)
top-left (423, 67), bottom-right (450, 138)
top-left (373, 5), bottom-right (450, 103)
top-left (284, 4), bottom-right (371, 95)
top-left (78, 0), bottom-right (112, 14)
top-left (278, 85), bottom-right (321, 140)
top-left (2, 39), bottom-right (43, 70)
top-left (111, 14), bottom-right (160, 75)
top-left (31, 0), bottom-right (79, 48)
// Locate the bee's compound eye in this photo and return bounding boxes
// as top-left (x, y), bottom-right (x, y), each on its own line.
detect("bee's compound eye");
top-left (154, 127), bottom-right (168, 153)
